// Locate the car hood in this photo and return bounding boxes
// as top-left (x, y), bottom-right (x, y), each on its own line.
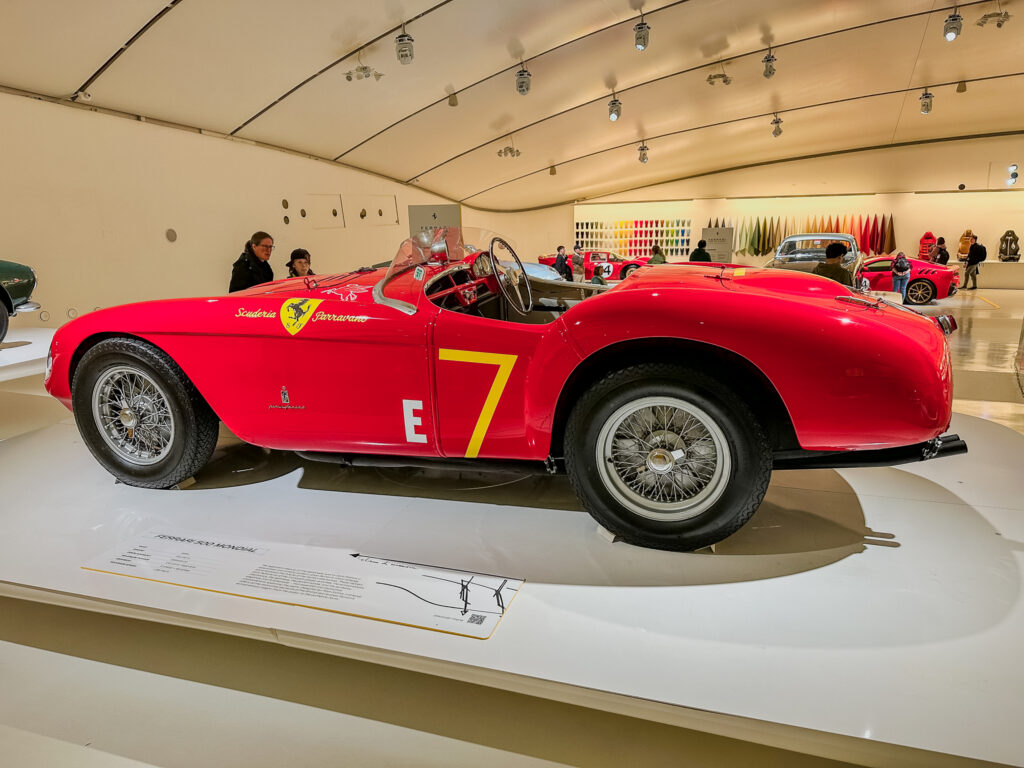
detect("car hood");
top-left (618, 263), bottom-right (857, 301)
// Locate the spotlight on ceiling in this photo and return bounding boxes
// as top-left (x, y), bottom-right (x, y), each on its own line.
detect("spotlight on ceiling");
top-left (447, 92), bottom-right (458, 107)
top-left (345, 64), bottom-right (384, 82)
top-left (770, 113), bottom-right (783, 138)
top-left (956, 80), bottom-right (967, 93)
top-left (762, 50), bottom-right (777, 79)
top-left (634, 17), bottom-right (650, 51)
top-left (515, 64), bottom-right (531, 95)
top-left (395, 25), bottom-right (414, 64)
top-left (608, 96), bottom-right (622, 122)
top-left (706, 73), bottom-right (732, 86)
top-left (919, 88), bottom-right (934, 114)
top-left (1010, 164), bottom-right (1019, 172)
top-left (549, 165), bottom-right (557, 176)
top-left (1009, 164), bottom-right (1020, 185)
top-left (944, 10), bottom-right (963, 41)
top-left (638, 143), bottom-right (649, 164)
top-left (72, 90), bottom-right (92, 102)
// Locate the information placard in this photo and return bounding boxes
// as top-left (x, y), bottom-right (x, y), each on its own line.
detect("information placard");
top-left (701, 227), bottom-right (734, 262)
top-left (83, 530), bottom-right (522, 639)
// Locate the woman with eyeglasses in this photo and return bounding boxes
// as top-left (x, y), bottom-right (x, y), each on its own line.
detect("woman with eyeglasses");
top-left (229, 230), bottom-right (275, 292)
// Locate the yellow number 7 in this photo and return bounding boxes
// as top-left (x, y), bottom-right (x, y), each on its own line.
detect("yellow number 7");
top-left (438, 349), bottom-right (518, 458)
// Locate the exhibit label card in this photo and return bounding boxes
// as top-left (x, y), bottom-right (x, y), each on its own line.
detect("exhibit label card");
top-left (83, 530), bottom-right (523, 639)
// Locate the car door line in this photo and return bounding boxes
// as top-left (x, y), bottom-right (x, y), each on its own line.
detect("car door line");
top-left (437, 348), bottom-right (518, 458)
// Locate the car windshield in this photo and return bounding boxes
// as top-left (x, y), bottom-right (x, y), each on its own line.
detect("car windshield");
top-left (378, 226), bottom-right (520, 312)
top-left (777, 236), bottom-right (856, 263)
top-left (383, 226), bottom-right (514, 278)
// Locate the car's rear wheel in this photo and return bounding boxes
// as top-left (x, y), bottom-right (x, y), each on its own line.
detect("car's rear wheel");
top-left (0, 303), bottom-right (8, 344)
top-left (565, 365), bottom-right (771, 551)
top-left (72, 337), bottom-right (219, 488)
top-left (620, 265), bottom-right (637, 279)
top-left (906, 279), bottom-right (936, 305)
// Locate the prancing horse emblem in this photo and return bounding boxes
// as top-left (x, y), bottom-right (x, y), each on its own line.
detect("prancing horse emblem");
top-left (280, 298), bottom-right (323, 336)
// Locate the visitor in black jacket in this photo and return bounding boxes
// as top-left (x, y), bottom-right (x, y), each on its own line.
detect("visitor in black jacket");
top-left (689, 240), bottom-right (711, 262)
top-left (553, 245), bottom-right (573, 281)
top-left (965, 235), bottom-right (986, 289)
top-left (229, 231), bottom-right (275, 292)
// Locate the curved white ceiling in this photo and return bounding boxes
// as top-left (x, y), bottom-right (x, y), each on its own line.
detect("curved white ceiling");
top-left (1, 0), bottom-right (1021, 209)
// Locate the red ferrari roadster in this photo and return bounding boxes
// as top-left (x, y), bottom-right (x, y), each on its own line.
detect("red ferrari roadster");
top-left (538, 250), bottom-right (651, 280)
top-left (45, 228), bottom-right (966, 551)
top-left (857, 255), bottom-right (960, 305)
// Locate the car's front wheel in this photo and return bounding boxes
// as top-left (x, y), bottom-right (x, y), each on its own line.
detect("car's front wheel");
top-left (0, 303), bottom-right (8, 344)
top-left (906, 279), bottom-right (936, 305)
top-left (565, 365), bottom-right (771, 551)
top-left (72, 337), bottom-right (219, 488)
top-left (620, 265), bottom-right (637, 279)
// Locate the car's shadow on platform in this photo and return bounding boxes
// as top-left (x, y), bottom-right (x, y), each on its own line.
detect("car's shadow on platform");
top-left (187, 433), bottom-right (889, 563)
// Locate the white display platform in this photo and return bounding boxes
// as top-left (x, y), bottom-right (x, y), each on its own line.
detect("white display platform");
top-left (0, 327), bottom-right (53, 382)
top-left (1, 413), bottom-right (1022, 766)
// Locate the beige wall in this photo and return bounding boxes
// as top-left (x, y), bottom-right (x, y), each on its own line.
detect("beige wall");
top-left (460, 204), bottom-right (574, 262)
top-left (1, 92), bottom-right (451, 324)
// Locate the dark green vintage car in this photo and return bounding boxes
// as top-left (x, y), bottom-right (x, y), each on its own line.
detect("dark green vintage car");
top-left (0, 260), bottom-right (40, 343)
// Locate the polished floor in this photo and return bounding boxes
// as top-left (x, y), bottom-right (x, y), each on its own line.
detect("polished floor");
top-left (1, 291), bottom-right (1022, 768)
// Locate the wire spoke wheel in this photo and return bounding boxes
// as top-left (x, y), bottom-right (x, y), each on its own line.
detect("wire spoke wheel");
top-left (596, 396), bottom-right (731, 522)
top-left (91, 365), bottom-right (175, 465)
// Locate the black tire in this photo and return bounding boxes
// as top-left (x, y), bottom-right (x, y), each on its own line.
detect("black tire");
top-left (71, 337), bottom-right (219, 489)
top-left (565, 365), bottom-right (771, 551)
top-left (620, 265), bottom-right (638, 279)
top-left (906, 279), bottom-right (935, 305)
top-left (0, 303), bottom-right (8, 345)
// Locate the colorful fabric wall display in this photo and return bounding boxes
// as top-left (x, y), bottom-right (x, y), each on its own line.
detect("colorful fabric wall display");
top-left (859, 215), bottom-right (869, 254)
top-left (750, 219), bottom-right (760, 256)
top-left (883, 216), bottom-right (896, 254)
top-left (878, 215), bottom-right (887, 254)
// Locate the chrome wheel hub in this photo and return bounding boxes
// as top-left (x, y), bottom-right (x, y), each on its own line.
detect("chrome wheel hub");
top-left (596, 396), bottom-right (731, 522)
top-left (92, 366), bottom-right (175, 466)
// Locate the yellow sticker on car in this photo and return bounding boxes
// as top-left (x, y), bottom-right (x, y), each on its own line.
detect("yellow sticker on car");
top-left (280, 298), bottom-right (323, 336)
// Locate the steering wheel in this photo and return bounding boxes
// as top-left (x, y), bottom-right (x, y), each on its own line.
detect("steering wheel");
top-left (487, 236), bottom-right (533, 316)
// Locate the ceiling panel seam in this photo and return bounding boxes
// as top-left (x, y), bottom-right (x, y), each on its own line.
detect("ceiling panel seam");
top-left (72, 0), bottom-right (184, 98)
top-left (397, 1), bottom-right (985, 183)
top-left (460, 130), bottom-right (1024, 213)
top-left (456, 71), bottom-right (1024, 202)
top-left (229, 0), bottom-right (459, 136)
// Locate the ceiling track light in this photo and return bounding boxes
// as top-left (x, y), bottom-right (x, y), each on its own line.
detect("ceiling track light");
top-left (549, 165), bottom-right (557, 176)
top-left (770, 113), bottom-right (783, 138)
top-left (345, 64), bottom-right (384, 82)
top-left (515, 63), bottom-right (531, 95)
top-left (608, 94), bottom-right (622, 122)
top-left (944, 10), bottom-right (963, 41)
top-left (634, 16), bottom-right (651, 51)
top-left (762, 50), bottom-right (777, 79)
top-left (1009, 163), bottom-right (1019, 186)
top-left (706, 72), bottom-right (732, 86)
top-left (919, 88), bottom-right (934, 114)
top-left (956, 80), bottom-right (967, 93)
top-left (638, 142), bottom-right (649, 164)
top-left (395, 23), bottom-right (414, 64)
top-left (447, 92), bottom-right (458, 107)
top-left (71, 90), bottom-right (92, 102)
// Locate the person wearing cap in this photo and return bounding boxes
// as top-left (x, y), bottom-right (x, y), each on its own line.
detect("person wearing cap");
top-left (287, 248), bottom-right (315, 278)
top-left (811, 242), bottom-right (853, 286)
top-left (229, 231), bottom-right (274, 292)
top-left (689, 240), bottom-right (711, 262)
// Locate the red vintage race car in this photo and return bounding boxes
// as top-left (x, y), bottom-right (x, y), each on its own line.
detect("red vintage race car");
top-left (45, 228), bottom-right (966, 552)
top-left (538, 250), bottom-right (650, 280)
top-left (857, 255), bottom-right (960, 305)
